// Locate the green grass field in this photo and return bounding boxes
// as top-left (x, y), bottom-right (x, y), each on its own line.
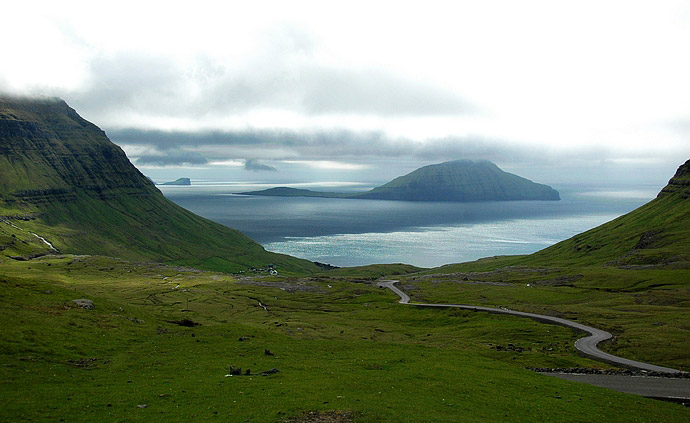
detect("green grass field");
top-left (1, 255), bottom-right (688, 422)
top-left (401, 262), bottom-right (690, 371)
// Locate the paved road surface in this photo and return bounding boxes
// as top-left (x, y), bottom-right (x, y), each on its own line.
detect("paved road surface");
top-left (544, 373), bottom-right (690, 401)
top-left (377, 280), bottom-right (681, 374)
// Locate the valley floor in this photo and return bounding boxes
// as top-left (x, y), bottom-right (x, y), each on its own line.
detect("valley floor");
top-left (1, 255), bottom-right (689, 422)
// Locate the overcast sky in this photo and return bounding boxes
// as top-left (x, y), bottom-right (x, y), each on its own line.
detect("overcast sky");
top-left (2, 1), bottom-right (690, 187)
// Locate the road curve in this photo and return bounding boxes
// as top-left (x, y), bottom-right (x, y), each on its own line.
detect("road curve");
top-left (377, 280), bottom-right (681, 374)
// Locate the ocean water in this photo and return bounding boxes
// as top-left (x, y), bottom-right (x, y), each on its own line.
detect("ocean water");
top-left (160, 182), bottom-right (656, 268)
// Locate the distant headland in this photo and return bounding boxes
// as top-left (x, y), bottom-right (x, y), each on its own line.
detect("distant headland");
top-left (160, 178), bottom-right (191, 186)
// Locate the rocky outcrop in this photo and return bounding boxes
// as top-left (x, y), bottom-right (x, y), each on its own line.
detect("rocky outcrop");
top-left (658, 159), bottom-right (690, 199)
top-left (72, 299), bottom-right (94, 310)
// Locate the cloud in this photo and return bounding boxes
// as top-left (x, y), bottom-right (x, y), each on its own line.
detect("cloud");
top-left (70, 53), bottom-right (189, 116)
top-left (207, 159), bottom-right (245, 167)
top-left (109, 127), bottom-right (591, 168)
top-left (3, 1), bottom-right (690, 168)
top-left (130, 148), bottom-right (209, 167)
top-left (244, 159), bottom-right (277, 172)
top-left (60, 33), bottom-right (474, 128)
top-left (668, 119), bottom-right (690, 135)
top-left (113, 126), bottom-right (684, 186)
top-left (299, 69), bottom-right (473, 116)
top-left (282, 160), bottom-right (371, 170)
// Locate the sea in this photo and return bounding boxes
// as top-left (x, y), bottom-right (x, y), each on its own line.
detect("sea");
top-left (159, 182), bottom-right (659, 268)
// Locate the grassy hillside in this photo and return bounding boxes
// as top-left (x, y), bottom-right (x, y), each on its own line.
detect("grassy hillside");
top-left (358, 160), bottom-right (560, 201)
top-left (0, 96), bottom-right (318, 274)
top-left (1, 255), bottom-right (687, 422)
top-left (431, 159), bottom-right (690, 271)
top-left (525, 158), bottom-right (690, 268)
top-left (406, 160), bottom-right (690, 370)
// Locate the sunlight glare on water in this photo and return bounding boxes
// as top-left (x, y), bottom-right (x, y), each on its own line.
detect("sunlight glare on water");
top-left (263, 214), bottom-right (621, 268)
top-left (161, 182), bottom-right (650, 269)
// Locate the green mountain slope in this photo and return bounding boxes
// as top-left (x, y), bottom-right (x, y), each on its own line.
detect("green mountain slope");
top-left (407, 160), bottom-right (690, 371)
top-left (244, 159), bottom-right (560, 202)
top-left (523, 159), bottom-right (690, 267)
top-left (357, 159), bottom-right (559, 201)
top-left (0, 96), bottom-right (318, 274)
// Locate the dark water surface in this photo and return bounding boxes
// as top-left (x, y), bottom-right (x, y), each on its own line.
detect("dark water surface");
top-left (161, 183), bottom-right (654, 267)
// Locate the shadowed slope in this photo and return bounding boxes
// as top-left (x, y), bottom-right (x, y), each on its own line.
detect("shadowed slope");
top-left (0, 96), bottom-right (318, 274)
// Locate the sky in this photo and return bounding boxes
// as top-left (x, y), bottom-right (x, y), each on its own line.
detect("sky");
top-left (2, 0), bottom-right (690, 188)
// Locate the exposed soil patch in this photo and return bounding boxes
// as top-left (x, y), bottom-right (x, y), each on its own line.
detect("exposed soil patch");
top-left (227, 366), bottom-right (279, 376)
top-left (9, 252), bottom-right (49, 261)
top-left (68, 357), bottom-right (108, 369)
top-left (412, 267), bottom-right (561, 282)
top-left (313, 261), bottom-right (340, 270)
top-left (492, 343), bottom-right (529, 352)
top-left (634, 230), bottom-right (665, 249)
top-left (533, 274), bottom-right (583, 287)
top-left (237, 277), bottom-right (326, 293)
top-left (283, 410), bottom-right (356, 423)
top-left (455, 280), bottom-right (512, 286)
top-left (399, 283), bottom-right (419, 292)
top-left (166, 318), bottom-right (200, 327)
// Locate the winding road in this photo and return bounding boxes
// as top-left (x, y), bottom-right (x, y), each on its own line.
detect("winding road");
top-left (377, 280), bottom-right (681, 374)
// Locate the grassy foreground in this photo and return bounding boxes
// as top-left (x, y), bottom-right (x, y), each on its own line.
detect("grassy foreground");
top-left (1, 255), bottom-right (688, 422)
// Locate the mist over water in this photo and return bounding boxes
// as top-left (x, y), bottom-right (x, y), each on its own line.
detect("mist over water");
top-left (161, 183), bottom-right (652, 268)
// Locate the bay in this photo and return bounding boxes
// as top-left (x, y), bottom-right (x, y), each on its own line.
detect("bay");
top-left (160, 182), bottom-right (655, 268)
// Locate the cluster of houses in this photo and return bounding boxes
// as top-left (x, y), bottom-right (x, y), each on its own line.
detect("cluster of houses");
top-left (244, 263), bottom-right (279, 276)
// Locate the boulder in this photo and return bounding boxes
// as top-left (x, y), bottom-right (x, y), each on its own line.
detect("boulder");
top-left (72, 299), bottom-right (94, 310)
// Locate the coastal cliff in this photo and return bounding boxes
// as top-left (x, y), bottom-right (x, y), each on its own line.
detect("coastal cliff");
top-left (0, 96), bottom-right (317, 273)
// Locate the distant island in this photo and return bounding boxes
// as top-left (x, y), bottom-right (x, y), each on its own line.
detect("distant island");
top-left (160, 178), bottom-right (191, 186)
top-left (242, 160), bottom-right (560, 202)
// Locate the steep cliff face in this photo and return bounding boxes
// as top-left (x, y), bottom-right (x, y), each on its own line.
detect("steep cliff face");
top-left (658, 159), bottom-right (690, 199)
top-left (0, 96), bottom-right (317, 274)
top-left (0, 96), bottom-right (154, 201)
